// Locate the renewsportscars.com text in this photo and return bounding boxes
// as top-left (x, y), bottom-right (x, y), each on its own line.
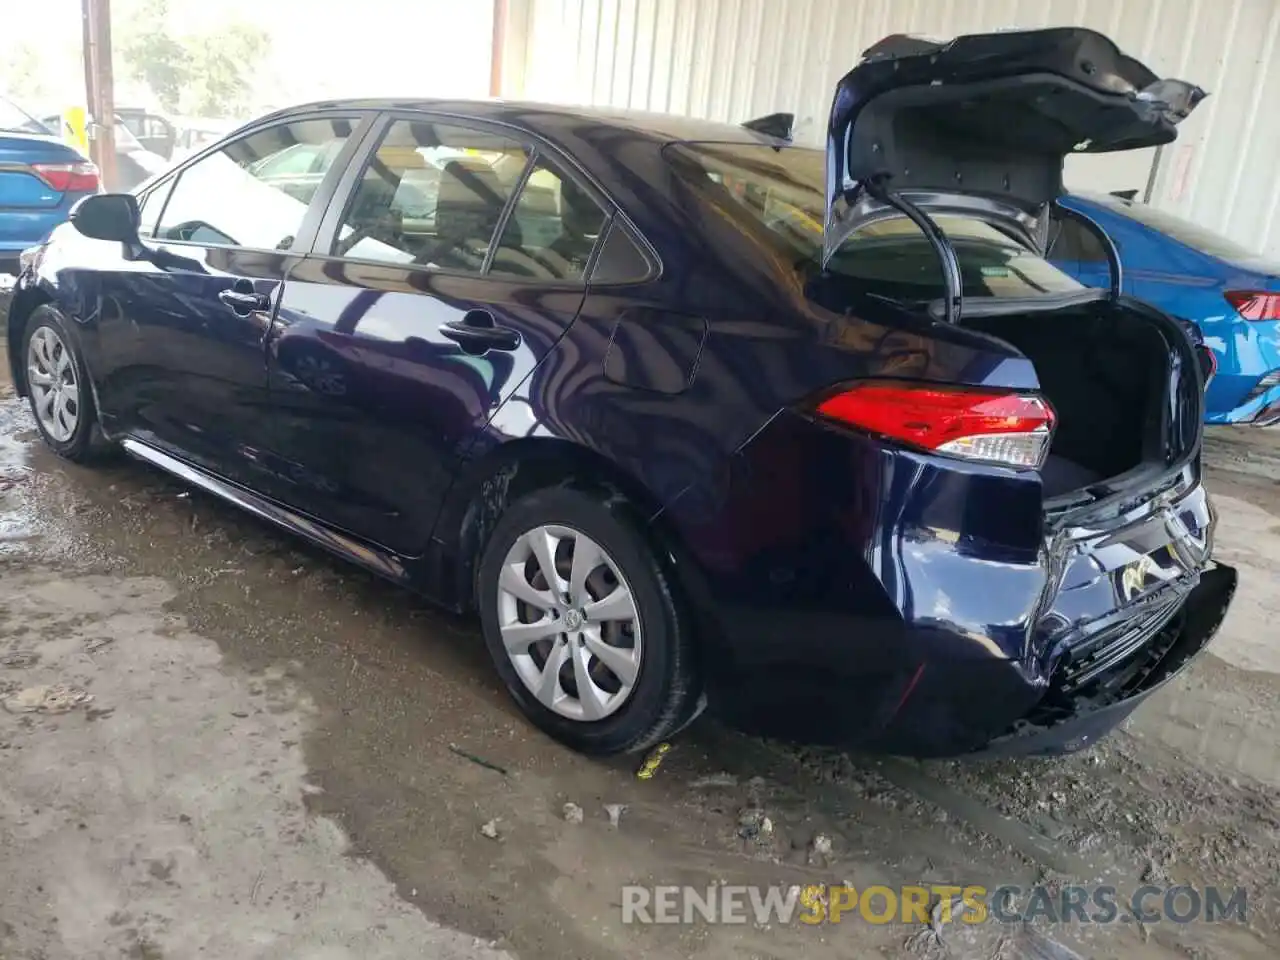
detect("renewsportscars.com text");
top-left (620, 883), bottom-right (1248, 926)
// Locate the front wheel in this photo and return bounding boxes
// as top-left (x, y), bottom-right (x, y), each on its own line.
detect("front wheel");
top-left (23, 305), bottom-right (100, 462)
top-left (477, 486), bottom-right (701, 755)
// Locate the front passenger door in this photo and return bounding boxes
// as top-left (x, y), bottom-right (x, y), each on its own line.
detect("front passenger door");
top-left (97, 115), bottom-right (370, 489)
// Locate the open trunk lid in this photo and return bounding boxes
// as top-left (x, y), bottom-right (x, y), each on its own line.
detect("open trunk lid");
top-left (823, 27), bottom-right (1205, 291)
top-left (815, 28), bottom-right (1209, 504)
top-left (800, 31), bottom-right (1228, 720)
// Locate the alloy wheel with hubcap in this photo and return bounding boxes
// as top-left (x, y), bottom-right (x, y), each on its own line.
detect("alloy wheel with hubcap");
top-left (497, 524), bottom-right (643, 722)
top-left (27, 326), bottom-right (81, 443)
top-left (479, 486), bottom-right (700, 755)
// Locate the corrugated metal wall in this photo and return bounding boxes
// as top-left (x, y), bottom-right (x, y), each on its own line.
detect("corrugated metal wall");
top-left (511, 0), bottom-right (1280, 258)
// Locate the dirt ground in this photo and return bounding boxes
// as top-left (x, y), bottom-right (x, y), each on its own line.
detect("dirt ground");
top-left (1, 301), bottom-right (1278, 959)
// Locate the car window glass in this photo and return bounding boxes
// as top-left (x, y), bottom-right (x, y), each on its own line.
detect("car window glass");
top-left (254, 143), bottom-right (324, 179)
top-left (155, 117), bottom-right (357, 250)
top-left (113, 122), bottom-right (145, 151)
top-left (332, 119), bottom-right (529, 271)
top-left (671, 141), bottom-right (1084, 300)
top-left (1048, 217), bottom-right (1109, 265)
top-left (1081, 192), bottom-right (1257, 260)
top-left (0, 97), bottom-right (50, 135)
top-left (137, 180), bottom-right (174, 237)
top-left (590, 220), bottom-right (651, 283)
top-left (1046, 218), bottom-right (1079, 261)
top-left (489, 157), bottom-right (608, 281)
top-left (1075, 224), bottom-right (1110, 264)
top-left (838, 215), bottom-right (1085, 299)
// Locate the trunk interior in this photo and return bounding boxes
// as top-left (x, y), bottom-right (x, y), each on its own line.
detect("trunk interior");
top-left (964, 305), bottom-right (1173, 498)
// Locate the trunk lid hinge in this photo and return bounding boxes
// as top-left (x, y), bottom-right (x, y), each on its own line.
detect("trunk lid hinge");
top-left (862, 177), bottom-right (963, 324)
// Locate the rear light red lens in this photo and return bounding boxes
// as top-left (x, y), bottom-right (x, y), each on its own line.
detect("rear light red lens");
top-left (30, 161), bottom-right (101, 194)
top-left (1225, 290), bottom-right (1280, 321)
top-left (816, 382), bottom-right (1056, 469)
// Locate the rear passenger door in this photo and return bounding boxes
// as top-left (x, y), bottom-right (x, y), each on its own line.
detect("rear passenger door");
top-left (265, 113), bottom-right (612, 554)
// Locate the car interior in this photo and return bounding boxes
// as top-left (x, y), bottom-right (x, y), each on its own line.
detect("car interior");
top-left (334, 122), bottom-right (605, 279)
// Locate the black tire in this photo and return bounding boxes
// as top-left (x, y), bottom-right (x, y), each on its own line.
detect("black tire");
top-left (23, 305), bottom-right (100, 462)
top-left (477, 486), bottom-right (701, 755)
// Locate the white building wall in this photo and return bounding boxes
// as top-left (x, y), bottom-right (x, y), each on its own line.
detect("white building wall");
top-left (506, 0), bottom-right (1280, 259)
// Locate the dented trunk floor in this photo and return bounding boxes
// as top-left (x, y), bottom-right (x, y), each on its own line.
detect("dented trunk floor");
top-left (1, 317), bottom-right (1278, 959)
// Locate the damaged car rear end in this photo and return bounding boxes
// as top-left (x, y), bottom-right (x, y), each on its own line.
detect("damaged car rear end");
top-left (676, 28), bottom-right (1237, 756)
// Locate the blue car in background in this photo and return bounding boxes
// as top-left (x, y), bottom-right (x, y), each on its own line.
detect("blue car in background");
top-left (1, 95), bottom-right (101, 274)
top-left (1052, 191), bottom-right (1280, 425)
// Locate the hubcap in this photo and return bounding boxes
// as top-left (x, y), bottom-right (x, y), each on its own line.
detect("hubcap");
top-left (27, 327), bottom-right (80, 443)
top-left (496, 524), bottom-right (642, 721)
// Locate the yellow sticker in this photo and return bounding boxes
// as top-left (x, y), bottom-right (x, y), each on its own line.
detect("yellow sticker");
top-left (63, 106), bottom-right (89, 157)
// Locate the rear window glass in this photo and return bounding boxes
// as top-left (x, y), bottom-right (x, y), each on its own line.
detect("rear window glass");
top-left (0, 97), bottom-right (50, 136)
top-left (670, 141), bottom-right (1084, 300)
top-left (1078, 192), bottom-right (1258, 261)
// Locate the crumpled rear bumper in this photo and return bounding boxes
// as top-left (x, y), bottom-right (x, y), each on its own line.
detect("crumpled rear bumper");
top-left (972, 563), bottom-right (1237, 757)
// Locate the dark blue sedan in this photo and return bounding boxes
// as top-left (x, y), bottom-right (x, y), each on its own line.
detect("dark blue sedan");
top-left (5, 28), bottom-right (1237, 758)
top-left (1053, 191), bottom-right (1280, 425)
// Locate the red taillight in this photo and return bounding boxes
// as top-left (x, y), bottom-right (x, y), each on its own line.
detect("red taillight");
top-left (1225, 290), bottom-right (1280, 321)
top-left (815, 382), bottom-right (1056, 469)
top-left (29, 161), bottom-right (101, 194)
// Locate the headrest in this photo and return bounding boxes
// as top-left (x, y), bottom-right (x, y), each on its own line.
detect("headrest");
top-left (559, 175), bottom-right (602, 237)
top-left (435, 158), bottom-right (507, 239)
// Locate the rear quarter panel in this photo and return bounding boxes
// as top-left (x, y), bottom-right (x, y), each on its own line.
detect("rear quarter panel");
top-left (455, 111), bottom-right (1042, 529)
top-left (463, 151), bottom-right (1052, 679)
top-left (475, 155), bottom-right (1043, 520)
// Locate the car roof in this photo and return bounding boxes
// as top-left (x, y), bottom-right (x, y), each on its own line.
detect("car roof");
top-left (1063, 190), bottom-right (1280, 273)
top-left (256, 97), bottom-right (794, 148)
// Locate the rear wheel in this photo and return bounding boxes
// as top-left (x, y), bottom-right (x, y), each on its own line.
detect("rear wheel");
top-left (23, 306), bottom-right (99, 462)
top-left (477, 486), bottom-right (700, 755)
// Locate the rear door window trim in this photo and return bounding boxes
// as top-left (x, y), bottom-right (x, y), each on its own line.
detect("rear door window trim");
top-left (310, 111), bottom-right (540, 278)
top-left (479, 144), bottom-right (540, 275)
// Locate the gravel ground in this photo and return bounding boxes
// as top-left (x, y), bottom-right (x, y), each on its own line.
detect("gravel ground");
top-left (1, 293), bottom-right (1277, 959)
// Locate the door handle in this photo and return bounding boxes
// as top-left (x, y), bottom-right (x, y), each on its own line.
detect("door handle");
top-left (218, 288), bottom-right (270, 315)
top-left (440, 310), bottom-right (521, 355)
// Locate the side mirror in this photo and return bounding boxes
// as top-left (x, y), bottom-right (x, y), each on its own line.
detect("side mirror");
top-left (69, 193), bottom-right (141, 243)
